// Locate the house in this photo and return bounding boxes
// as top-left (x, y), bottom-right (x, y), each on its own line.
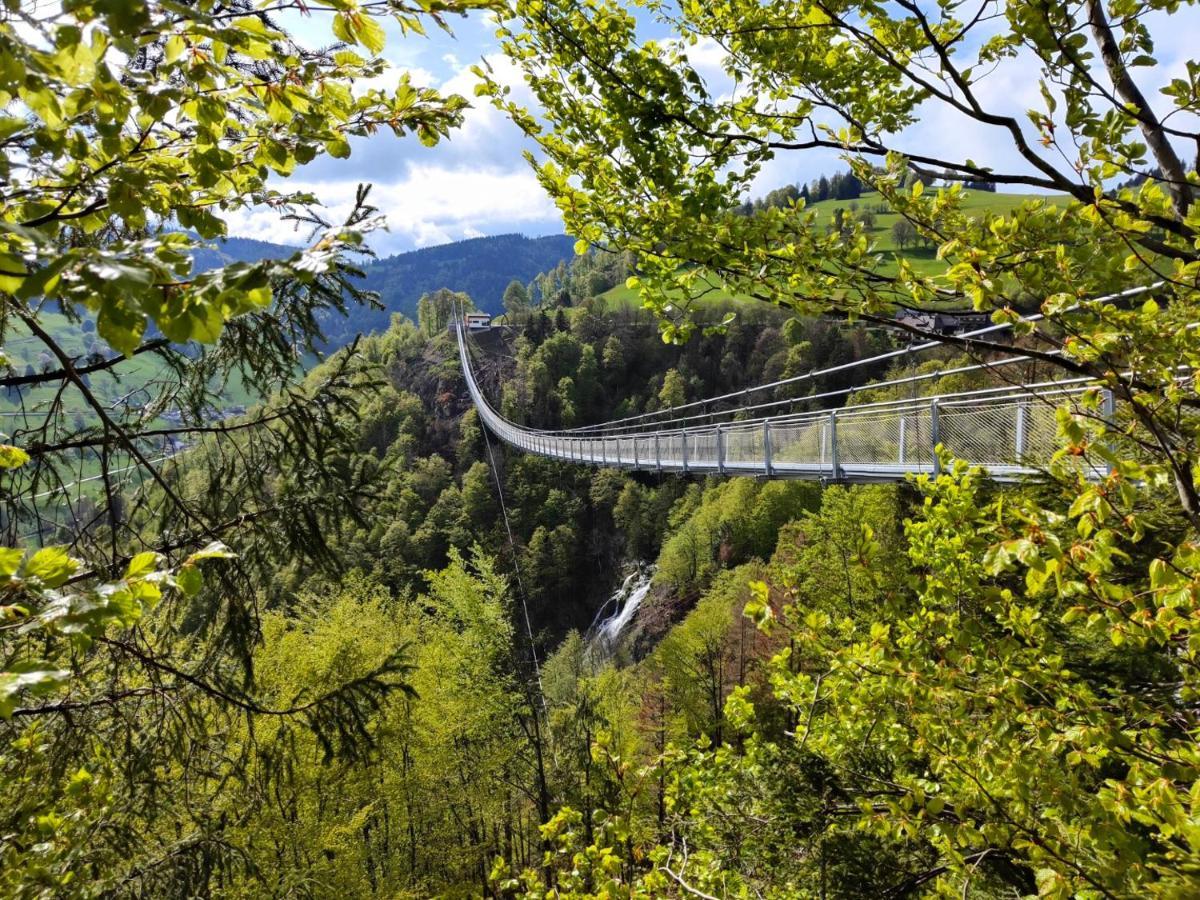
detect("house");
top-left (894, 310), bottom-right (992, 337)
top-left (451, 312), bottom-right (493, 333)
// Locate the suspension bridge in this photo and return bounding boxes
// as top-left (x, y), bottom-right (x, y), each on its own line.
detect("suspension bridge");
top-left (454, 293), bottom-right (1144, 484)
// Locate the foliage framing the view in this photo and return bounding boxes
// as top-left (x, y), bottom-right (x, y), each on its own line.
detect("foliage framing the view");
top-left (472, 0), bottom-right (1200, 895)
top-left (0, 0), bottom-right (494, 894)
top-left (4, 0), bottom-right (1200, 895)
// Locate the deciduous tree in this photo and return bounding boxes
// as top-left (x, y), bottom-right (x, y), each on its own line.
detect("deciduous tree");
top-left (483, 0), bottom-right (1200, 893)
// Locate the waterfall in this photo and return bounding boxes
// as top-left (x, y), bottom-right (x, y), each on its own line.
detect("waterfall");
top-left (587, 564), bottom-right (655, 659)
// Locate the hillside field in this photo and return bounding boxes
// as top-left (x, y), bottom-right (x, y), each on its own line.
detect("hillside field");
top-left (595, 190), bottom-right (1068, 311)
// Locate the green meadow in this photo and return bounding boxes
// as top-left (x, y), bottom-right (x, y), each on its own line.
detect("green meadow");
top-left (594, 190), bottom-right (1068, 311)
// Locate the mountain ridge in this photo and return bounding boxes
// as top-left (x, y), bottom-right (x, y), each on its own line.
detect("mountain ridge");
top-left (195, 232), bottom-right (576, 344)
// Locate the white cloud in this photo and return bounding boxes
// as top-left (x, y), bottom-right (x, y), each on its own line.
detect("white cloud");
top-left (375, 163), bottom-right (558, 237)
top-left (226, 164), bottom-right (559, 254)
top-left (437, 52), bottom-right (538, 159)
top-left (226, 50), bottom-right (561, 254)
top-left (228, 4), bottom-right (1200, 253)
top-left (685, 37), bottom-right (730, 87)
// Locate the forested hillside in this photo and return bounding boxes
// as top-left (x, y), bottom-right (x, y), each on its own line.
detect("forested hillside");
top-left (9, 303), bottom-right (998, 896)
top-left (1, 269), bottom-right (946, 892)
top-left (196, 233), bottom-right (577, 341)
top-left (9, 295), bottom-right (1188, 896)
top-left (336, 234), bottom-right (576, 343)
top-left (275, 304), bottom-right (895, 644)
top-left (4, 0), bottom-right (1200, 898)
top-left (0, 232), bottom-right (574, 425)
top-left (189, 236), bottom-right (300, 272)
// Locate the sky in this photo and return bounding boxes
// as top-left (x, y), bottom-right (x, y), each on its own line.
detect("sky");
top-left (227, 10), bottom-right (563, 256)
top-left (226, 5), bottom-right (1200, 258)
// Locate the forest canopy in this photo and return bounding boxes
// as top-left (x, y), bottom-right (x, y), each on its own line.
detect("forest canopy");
top-left (2, 0), bottom-right (1200, 897)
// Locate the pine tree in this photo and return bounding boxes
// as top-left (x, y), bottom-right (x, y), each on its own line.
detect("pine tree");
top-left (837, 172), bottom-right (863, 199)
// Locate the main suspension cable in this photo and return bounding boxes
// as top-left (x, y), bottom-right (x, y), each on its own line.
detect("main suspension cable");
top-left (457, 304), bottom-right (547, 707)
top-left (554, 283), bottom-right (1158, 434)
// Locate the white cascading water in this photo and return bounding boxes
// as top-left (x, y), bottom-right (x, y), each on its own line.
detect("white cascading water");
top-left (587, 564), bottom-right (655, 659)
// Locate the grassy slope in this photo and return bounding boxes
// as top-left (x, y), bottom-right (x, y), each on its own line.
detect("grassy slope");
top-left (597, 190), bottom-right (1068, 310)
top-left (819, 189), bottom-right (1067, 277)
top-left (3, 313), bottom-right (261, 514)
top-left (2, 311), bottom-right (260, 430)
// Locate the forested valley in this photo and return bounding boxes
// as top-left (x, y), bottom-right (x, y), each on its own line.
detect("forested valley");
top-left (4, 0), bottom-right (1200, 898)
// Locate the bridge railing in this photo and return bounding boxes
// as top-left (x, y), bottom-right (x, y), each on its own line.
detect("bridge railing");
top-left (456, 323), bottom-right (1105, 482)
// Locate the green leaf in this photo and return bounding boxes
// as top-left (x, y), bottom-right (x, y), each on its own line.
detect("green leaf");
top-left (176, 564), bottom-right (203, 597)
top-left (325, 135), bottom-right (352, 158)
top-left (0, 547), bottom-right (24, 577)
top-left (96, 295), bottom-right (147, 357)
top-left (333, 49), bottom-right (365, 67)
top-left (743, 580), bottom-right (775, 631)
top-left (24, 547), bottom-right (78, 588)
top-left (0, 667), bottom-right (70, 718)
top-left (232, 15), bottom-right (272, 37)
top-left (104, 586), bottom-right (142, 625)
top-left (356, 14), bottom-right (386, 55)
top-left (0, 444), bottom-right (30, 468)
top-left (332, 12), bottom-right (354, 45)
top-left (187, 541), bottom-right (236, 563)
top-left (124, 551), bottom-right (161, 579)
top-left (164, 34), bottom-right (186, 64)
top-left (0, 251), bottom-right (25, 293)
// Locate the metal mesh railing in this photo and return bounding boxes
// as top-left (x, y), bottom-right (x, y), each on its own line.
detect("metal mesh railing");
top-left (456, 324), bottom-right (1111, 483)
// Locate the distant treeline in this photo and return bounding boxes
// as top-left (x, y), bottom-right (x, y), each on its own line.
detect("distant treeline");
top-left (507, 169), bottom-right (1004, 316)
top-left (737, 168), bottom-right (997, 215)
top-left (501, 247), bottom-right (636, 313)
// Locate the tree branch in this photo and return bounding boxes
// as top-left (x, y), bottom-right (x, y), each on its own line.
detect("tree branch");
top-left (0, 338), bottom-right (172, 388)
top-left (1086, 0), bottom-right (1193, 218)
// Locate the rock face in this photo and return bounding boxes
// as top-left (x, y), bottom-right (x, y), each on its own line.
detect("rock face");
top-left (625, 580), bottom-right (700, 662)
